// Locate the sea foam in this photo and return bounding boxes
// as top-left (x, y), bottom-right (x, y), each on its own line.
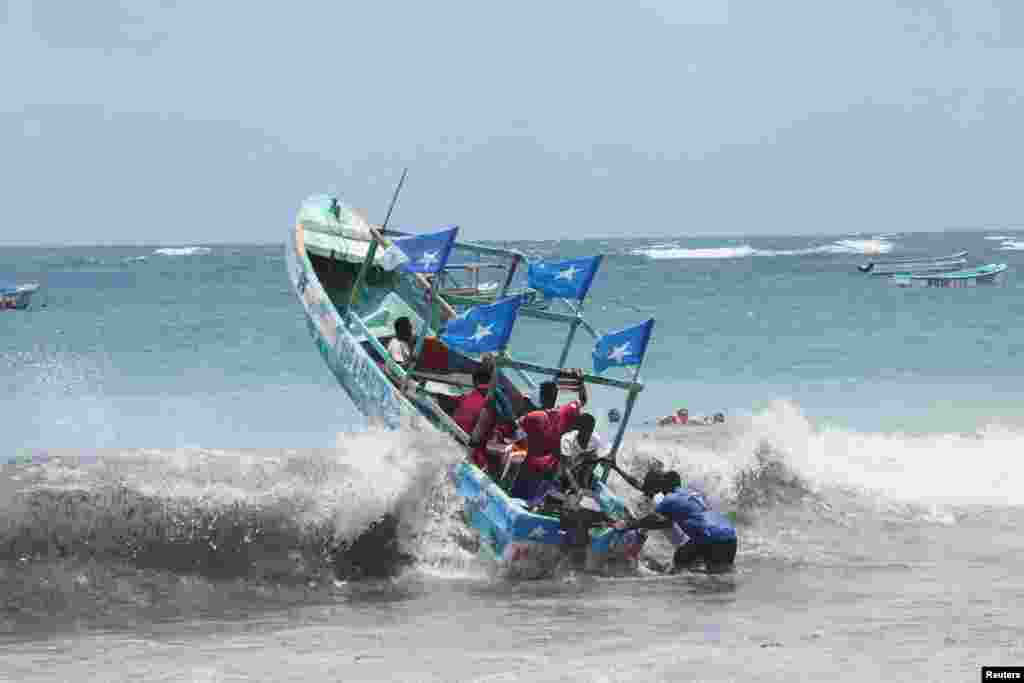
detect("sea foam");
top-left (631, 238), bottom-right (893, 260)
top-left (152, 247), bottom-right (213, 256)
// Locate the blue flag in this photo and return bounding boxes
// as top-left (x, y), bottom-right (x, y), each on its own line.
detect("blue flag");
top-left (592, 318), bottom-right (655, 374)
top-left (391, 226), bottom-right (458, 274)
top-left (441, 296), bottom-right (523, 353)
top-left (527, 255), bottom-right (603, 300)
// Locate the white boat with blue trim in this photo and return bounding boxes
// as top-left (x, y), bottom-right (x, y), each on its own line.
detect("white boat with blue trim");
top-left (1, 282), bottom-right (40, 310)
top-left (858, 250), bottom-right (968, 275)
top-left (286, 176), bottom-right (655, 578)
top-left (892, 263), bottom-right (1008, 288)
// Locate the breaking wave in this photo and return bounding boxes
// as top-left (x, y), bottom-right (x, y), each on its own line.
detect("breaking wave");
top-left (6, 399), bottom-right (1018, 582)
top-left (634, 245), bottom-right (758, 260)
top-left (3, 397), bottom-right (1022, 621)
top-left (0, 428), bottom-right (465, 584)
top-left (998, 241), bottom-right (1024, 251)
top-left (814, 238), bottom-right (893, 255)
top-left (606, 400), bottom-right (1023, 569)
top-left (614, 400), bottom-right (1024, 508)
top-left (152, 247), bottom-right (213, 257)
top-left (985, 235), bottom-right (1017, 241)
top-left (632, 238), bottom-right (893, 260)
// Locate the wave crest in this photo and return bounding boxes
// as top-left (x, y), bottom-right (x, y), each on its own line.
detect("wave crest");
top-left (152, 247), bottom-right (212, 256)
top-left (631, 238), bottom-right (893, 260)
top-left (0, 429), bottom-right (464, 581)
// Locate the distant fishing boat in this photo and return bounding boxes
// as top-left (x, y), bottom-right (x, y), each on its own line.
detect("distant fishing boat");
top-left (892, 263), bottom-right (1008, 288)
top-left (0, 283), bottom-right (40, 310)
top-left (858, 250), bottom-right (968, 275)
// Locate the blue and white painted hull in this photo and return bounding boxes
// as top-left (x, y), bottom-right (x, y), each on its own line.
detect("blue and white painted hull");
top-left (288, 194), bottom-right (646, 576)
top-left (285, 219), bottom-right (417, 429)
top-left (455, 462), bottom-right (644, 578)
top-left (892, 263), bottom-right (1008, 288)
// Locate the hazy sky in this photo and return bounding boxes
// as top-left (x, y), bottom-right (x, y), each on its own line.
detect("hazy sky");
top-left (2, 0), bottom-right (1023, 244)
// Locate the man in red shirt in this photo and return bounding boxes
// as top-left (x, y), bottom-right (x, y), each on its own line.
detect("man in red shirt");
top-left (511, 369), bottom-right (588, 500)
top-left (455, 366), bottom-right (498, 471)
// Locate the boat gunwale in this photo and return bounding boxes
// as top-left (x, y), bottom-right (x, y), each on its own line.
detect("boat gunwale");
top-left (901, 262), bottom-right (1007, 280)
top-left (289, 222), bottom-right (424, 428)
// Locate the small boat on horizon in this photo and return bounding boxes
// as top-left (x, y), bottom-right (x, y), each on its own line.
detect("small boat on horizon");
top-left (0, 282), bottom-right (40, 310)
top-left (858, 250), bottom-right (968, 275)
top-left (892, 263), bottom-right (1008, 288)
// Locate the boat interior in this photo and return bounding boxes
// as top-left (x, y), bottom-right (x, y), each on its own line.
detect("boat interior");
top-left (308, 247), bottom-right (534, 432)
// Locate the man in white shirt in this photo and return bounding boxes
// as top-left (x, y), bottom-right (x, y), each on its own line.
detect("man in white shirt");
top-left (560, 413), bottom-right (602, 473)
top-left (387, 316), bottom-right (414, 369)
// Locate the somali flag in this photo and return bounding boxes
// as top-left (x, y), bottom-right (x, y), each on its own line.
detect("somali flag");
top-left (441, 296), bottom-right (524, 353)
top-left (592, 318), bottom-right (655, 374)
top-left (385, 226), bottom-right (458, 274)
top-left (527, 255), bottom-right (602, 301)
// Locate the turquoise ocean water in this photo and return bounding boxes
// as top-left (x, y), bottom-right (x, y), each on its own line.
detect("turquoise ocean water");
top-left (1, 230), bottom-right (1023, 680)
top-left (3, 230), bottom-right (1023, 448)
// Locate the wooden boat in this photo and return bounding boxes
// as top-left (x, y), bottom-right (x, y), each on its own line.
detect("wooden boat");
top-left (286, 188), bottom-right (650, 577)
top-left (0, 283), bottom-right (40, 310)
top-left (892, 263), bottom-right (1008, 288)
top-left (858, 251), bottom-right (968, 275)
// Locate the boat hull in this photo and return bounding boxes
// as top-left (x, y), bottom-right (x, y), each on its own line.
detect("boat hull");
top-left (455, 462), bottom-right (644, 578)
top-left (859, 252), bottom-right (968, 275)
top-left (285, 221), bottom-right (416, 428)
top-left (892, 263), bottom-right (1008, 288)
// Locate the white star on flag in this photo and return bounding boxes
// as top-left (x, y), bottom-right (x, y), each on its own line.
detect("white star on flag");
top-left (607, 342), bottom-right (631, 363)
top-left (419, 251), bottom-right (439, 267)
top-left (556, 265), bottom-right (579, 281)
top-left (470, 323), bottom-right (494, 342)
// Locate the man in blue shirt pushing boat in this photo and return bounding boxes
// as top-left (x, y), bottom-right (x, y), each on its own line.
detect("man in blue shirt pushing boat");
top-left (616, 469), bottom-right (737, 573)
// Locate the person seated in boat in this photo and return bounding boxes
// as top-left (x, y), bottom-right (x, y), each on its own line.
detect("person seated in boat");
top-left (560, 413), bottom-right (601, 465)
top-left (454, 366), bottom-right (493, 436)
top-left (509, 369), bottom-right (588, 500)
top-left (617, 470), bottom-right (737, 573)
top-left (455, 365), bottom-right (505, 473)
top-left (387, 316), bottom-right (415, 370)
top-left (559, 412), bottom-right (603, 490)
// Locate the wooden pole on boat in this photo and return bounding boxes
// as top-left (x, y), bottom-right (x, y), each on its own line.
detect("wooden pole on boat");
top-left (495, 357), bottom-right (640, 392)
top-left (348, 168), bottom-right (408, 311)
top-left (605, 321), bottom-right (654, 479)
top-left (556, 315), bottom-right (582, 370)
top-left (381, 168), bottom-right (408, 231)
top-left (604, 372), bottom-right (641, 483)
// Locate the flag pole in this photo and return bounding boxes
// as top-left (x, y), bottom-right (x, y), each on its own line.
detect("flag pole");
top-left (349, 168), bottom-right (408, 311)
top-left (604, 361), bottom-right (643, 482)
top-left (604, 320), bottom-right (655, 479)
top-left (556, 315), bottom-right (581, 370)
